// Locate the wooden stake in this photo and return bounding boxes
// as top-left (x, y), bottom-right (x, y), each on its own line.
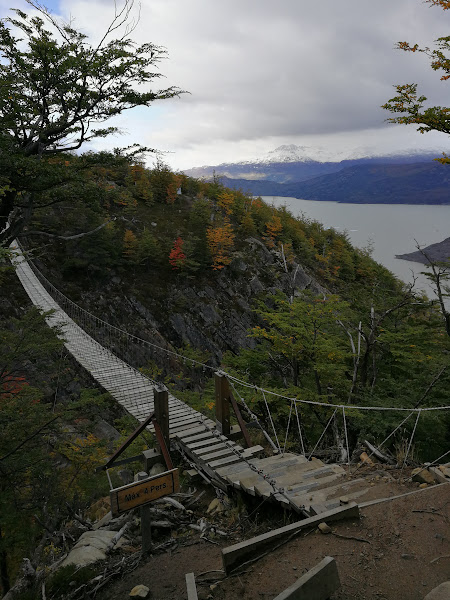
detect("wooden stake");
top-left (215, 373), bottom-right (230, 436)
top-left (137, 471), bottom-right (152, 555)
top-left (154, 385), bottom-right (170, 452)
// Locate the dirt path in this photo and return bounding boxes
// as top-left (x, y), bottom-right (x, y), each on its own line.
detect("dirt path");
top-left (96, 481), bottom-right (449, 600)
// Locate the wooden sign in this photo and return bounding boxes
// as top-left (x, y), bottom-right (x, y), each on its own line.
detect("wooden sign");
top-left (110, 468), bottom-right (179, 517)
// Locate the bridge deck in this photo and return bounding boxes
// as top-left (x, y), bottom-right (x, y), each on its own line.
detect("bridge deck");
top-left (11, 244), bottom-right (367, 515)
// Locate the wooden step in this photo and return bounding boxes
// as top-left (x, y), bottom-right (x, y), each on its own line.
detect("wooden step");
top-left (275, 467), bottom-right (345, 491)
top-left (174, 429), bottom-right (214, 443)
top-left (288, 478), bottom-right (367, 512)
top-left (185, 435), bottom-right (228, 450)
top-left (199, 445), bottom-right (243, 463)
top-left (282, 473), bottom-right (343, 496)
top-left (193, 442), bottom-right (237, 457)
top-left (208, 446), bottom-right (264, 469)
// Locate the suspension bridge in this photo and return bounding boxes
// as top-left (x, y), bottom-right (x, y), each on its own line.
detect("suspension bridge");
top-left (9, 242), bottom-right (450, 516)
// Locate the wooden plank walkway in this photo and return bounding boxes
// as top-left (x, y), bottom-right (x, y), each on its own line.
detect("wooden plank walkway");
top-left (10, 244), bottom-right (210, 431)
top-left (11, 243), bottom-right (367, 516)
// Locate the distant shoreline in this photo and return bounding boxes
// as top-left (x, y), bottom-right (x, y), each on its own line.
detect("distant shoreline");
top-left (396, 237), bottom-right (450, 264)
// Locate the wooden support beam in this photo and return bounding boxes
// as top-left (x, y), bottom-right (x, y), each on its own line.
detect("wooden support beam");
top-left (153, 419), bottom-right (174, 471)
top-left (229, 389), bottom-right (252, 448)
top-left (154, 385), bottom-right (170, 452)
top-left (102, 411), bottom-right (155, 470)
top-left (215, 372), bottom-right (230, 436)
top-left (137, 471), bottom-right (152, 555)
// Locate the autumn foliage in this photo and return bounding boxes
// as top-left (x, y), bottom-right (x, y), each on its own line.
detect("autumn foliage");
top-left (1, 374), bottom-right (28, 398)
top-left (169, 236), bottom-right (187, 269)
top-left (166, 175), bottom-right (182, 204)
top-left (217, 190), bottom-right (234, 215)
top-left (265, 214), bottom-right (283, 248)
top-left (206, 222), bottom-right (235, 269)
top-left (123, 229), bottom-right (138, 257)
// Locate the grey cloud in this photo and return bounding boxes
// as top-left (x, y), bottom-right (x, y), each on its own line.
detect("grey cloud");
top-left (57, 0), bottom-right (450, 164)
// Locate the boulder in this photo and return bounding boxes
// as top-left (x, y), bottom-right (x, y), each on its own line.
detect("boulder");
top-left (130, 584), bottom-right (150, 598)
top-left (411, 468), bottom-right (436, 485)
top-left (60, 529), bottom-right (128, 567)
top-left (61, 546), bottom-right (106, 567)
top-left (207, 498), bottom-right (225, 515)
top-left (438, 464), bottom-right (450, 477)
top-left (359, 452), bottom-right (373, 465)
top-left (150, 463), bottom-right (167, 476)
top-left (74, 530), bottom-right (117, 550)
top-left (424, 581), bottom-right (450, 600)
top-left (93, 511), bottom-right (113, 530)
top-left (429, 467), bottom-right (449, 483)
top-left (318, 522), bottom-right (332, 534)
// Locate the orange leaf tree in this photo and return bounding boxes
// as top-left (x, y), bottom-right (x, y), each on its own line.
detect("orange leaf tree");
top-left (169, 236), bottom-right (187, 269)
top-left (217, 190), bottom-right (235, 215)
top-left (265, 214), bottom-right (283, 248)
top-left (206, 221), bottom-right (235, 269)
top-left (166, 175), bottom-right (182, 204)
top-left (123, 229), bottom-right (138, 258)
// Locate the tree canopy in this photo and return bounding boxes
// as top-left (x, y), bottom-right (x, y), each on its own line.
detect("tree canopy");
top-left (382, 0), bottom-right (450, 155)
top-left (0, 0), bottom-right (184, 246)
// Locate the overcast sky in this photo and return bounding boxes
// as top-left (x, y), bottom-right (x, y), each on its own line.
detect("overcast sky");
top-left (3, 0), bottom-right (450, 169)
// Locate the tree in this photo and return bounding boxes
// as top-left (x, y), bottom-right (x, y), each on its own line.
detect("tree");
top-left (0, 308), bottom-right (63, 593)
top-left (416, 244), bottom-right (450, 337)
top-left (0, 308), bottom-right (117, 596)
top-left (265, 214), bottom-right (283, 248)
top-left (217, 190), bottom-right (234, 215)
top-left (169, 236), bottom-right (187, 270)
top-left (0, 0), bottom-right (184, 246)
top-left (206, 221), bottom-right (235, 269)
top-left (122, 228), bottom-right (138, 258)
top-left (382, 0), bottom-right (450, 159)
top-left (250, 292), bottom-right (351, 394)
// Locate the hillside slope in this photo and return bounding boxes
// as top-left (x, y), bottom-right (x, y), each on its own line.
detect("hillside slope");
top-left (23, 158), bottom-right (400, 375)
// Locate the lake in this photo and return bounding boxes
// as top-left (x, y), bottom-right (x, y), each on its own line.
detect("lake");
top-left (263, 196), bottom-right (450, 300)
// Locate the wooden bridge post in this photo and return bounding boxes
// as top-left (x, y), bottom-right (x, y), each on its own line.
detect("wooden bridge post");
top-left (154, 385), bottom-right (170, 452)
top-left (136, 471), bottom-right (152, 554)
top-left (215, 372), bottom-right (231, 436)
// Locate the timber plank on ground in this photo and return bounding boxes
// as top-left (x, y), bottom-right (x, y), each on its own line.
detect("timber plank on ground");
top-left (221, 503), bottom-right (360, 574)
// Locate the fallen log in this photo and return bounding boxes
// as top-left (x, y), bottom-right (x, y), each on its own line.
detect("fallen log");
top-left (364, 440), bottom-right (394, 464)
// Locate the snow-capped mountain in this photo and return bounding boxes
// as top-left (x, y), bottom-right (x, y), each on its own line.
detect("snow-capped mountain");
top-left (253, 144), bottom-right (442, 164)
top-left (184, 144), bottom-right (443, 184)
top-left (183, 144), bottom-right (449, 205)
top-left (259, 144), bottom-right (320, 163)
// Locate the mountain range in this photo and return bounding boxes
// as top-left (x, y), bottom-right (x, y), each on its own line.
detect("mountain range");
top-left (184, 144), bottom-right (450, 204)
